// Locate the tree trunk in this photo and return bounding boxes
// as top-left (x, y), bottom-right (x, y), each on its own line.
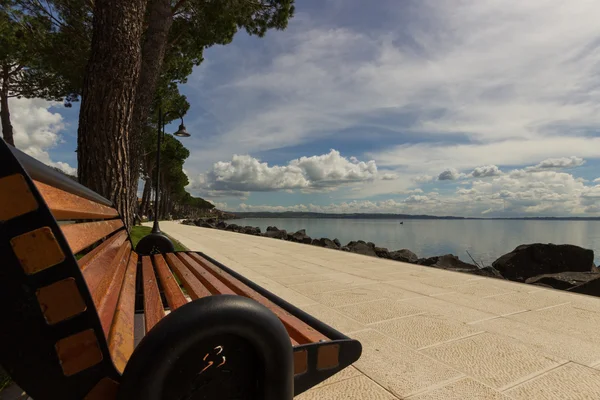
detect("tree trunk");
top-left (140, 176), bottom-right (152, 216)
top-left (1, 66), bottom-right (14, 146)
top-left (128, 0), bottom-right (175, 227)
top-left (77, 0), bottom-right (147, 229)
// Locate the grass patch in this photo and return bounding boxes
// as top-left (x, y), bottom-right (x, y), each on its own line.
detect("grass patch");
top-left (130, 226), bottom-right (188, 251)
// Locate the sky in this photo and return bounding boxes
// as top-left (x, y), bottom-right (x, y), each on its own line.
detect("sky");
top-left (9, 0), bottom-right (600, 217)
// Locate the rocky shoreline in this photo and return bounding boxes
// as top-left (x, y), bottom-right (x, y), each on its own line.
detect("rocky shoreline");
top-left (182, 218), bottom-right (599, 297)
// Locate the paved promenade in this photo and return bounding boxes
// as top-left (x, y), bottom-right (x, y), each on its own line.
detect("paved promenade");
top-left (159, 221), bottom-right (600, 399)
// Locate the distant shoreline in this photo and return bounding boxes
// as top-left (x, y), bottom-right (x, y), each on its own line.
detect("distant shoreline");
top-left (231, 212), bottom-right (600, 221)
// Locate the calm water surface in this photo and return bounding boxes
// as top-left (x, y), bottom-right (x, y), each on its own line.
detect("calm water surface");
top-left (234, 218), bottom-right (600, 265)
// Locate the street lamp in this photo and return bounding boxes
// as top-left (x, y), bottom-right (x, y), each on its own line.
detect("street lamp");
top-left (136, 105), bottom-right (190, 255)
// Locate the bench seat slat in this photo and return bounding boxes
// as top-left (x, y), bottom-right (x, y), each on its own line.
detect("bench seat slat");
top-left (153, 254), bottom-right (187, 311)
top-left (164, 253), bottom-right (211, 299)
top-left (187, 252), bottom-right (329, 345)
top-left (34, 180), bottom-right (119, 220)
top-left (82, 233), bottom-right (128, 294)
top-left (108, 252), bottom-right (138, 373)
top-left (177, 253), bottom-right (236, 296)
top-left (142, 256), bottom-right (165, 333)
top-left (87, 241), bottom-right (131, 311)
top-left (62, 219), bottom-right (124, 254)
top-left (98, 245), bottom-right (132, 337)
top-left (78, 230), bottom-right (128, 271)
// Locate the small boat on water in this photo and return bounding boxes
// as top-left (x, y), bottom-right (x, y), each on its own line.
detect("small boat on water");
top-left (400, 221), bottom-right (404, 225)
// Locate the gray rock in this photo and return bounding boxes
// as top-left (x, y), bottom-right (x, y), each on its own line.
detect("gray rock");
top-left (389, 249), bottom-right (418, 263)
top-left (266, 226), bottom-right (279, 232)
top-left (374, 247), bottom-right (391, 258)
top-left (290, 229), bottom-right (312, 244)
top-left (333, 238), bottom-right (341, 247)
top-left (526, 271), bottom-right (600, 290)
top-left (492, 243), bottom-right (595, 282)
top-left (197, 222), bottom-right (215, 229)
top-left (471, 266), bottom-right (504, 279)
top-left (346, 241), bottom-right (378, 257)
top-left (216, 221), bottom-right (227, 229)
top-left (312, 238), bottom-right (340, 249)
top-left (418, 254), bottom-right (479, 271)
top-left (181, 219), bottom-right (196, 226)
top-left (568, 276), bottom-right (600, 296)
top-left (341, 246), bottom-right (350, 252)
top-left (262, 229), bottom-right (288, 239)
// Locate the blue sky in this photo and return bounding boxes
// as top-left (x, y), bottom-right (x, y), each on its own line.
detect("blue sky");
top-left (10, 0), bottom-right (600, 217)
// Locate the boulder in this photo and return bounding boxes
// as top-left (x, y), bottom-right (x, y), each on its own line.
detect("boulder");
top-left (367, 242), bottom-right (376, 249)
top-left (341, 246), bottom-right (350, 252)
top-left (225, 223), bottom-right (242, 232)
top-left (262, 229), bottom-right (288, 240)
top-left (418, 254), bottom-right (479, 272)
top-left (568, 276), bottom-right (600, 296)
top-left (492, 244), bottom-right (595, 282)
top-left (197, 222), bottom-right (215, 229)
top-left (216, 221), bottom-right (227, 229)
top-left (346, 241), bottom-right (377, 257)
top-left (181, 219), bottom-right (196, 226)
top-left (526, 271), bottom-right (600, 290)
top-left (374, 247), bottom-right (391, 259)
top-left (242, 226), bottom-right (261, 235)
top-left (389, 249), bottom-right (418, 263)
top-left (312, 238), bottom-right (340, 249)
top-left (471, 266), bottom-right (504, 279)
top-left (333, 238), bottom-right (341, 247)
top-left (266, 226), bottom-right (279, 232)
top-left (290, 229), bottom-right (312, 244)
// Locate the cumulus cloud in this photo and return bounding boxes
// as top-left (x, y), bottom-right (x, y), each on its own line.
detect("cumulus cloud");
top-left (471, 165), bottom-right (502, 178)
top-left (196, 150), bottom-right (377, 194)
top-left (10, 98), bottom-right (76, 175)
top-left (526, 156), bottom-right (585, 172)
top-left (438, 168), bottom-right (463, 181)
top-left (413, 175), bottom-right (434, 183)
top-left (381, 173), bottom-right (397, 180)
top-left (594, 178), bottom-right (600, 183)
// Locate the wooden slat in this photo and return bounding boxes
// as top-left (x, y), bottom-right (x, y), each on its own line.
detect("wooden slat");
top-left (142, 256), bottom-right (165, 333)
top-left (78, 230), bottom-right (127, 271)
top-left (97, 245), bottom-right (132, 337)
top-left (108, 253), bottom-right (137, 373)
top-left (153, 254), bottom-right (187, 311)
top-left (164, 253), bottom-right (211, 299)
top-left (82, 232), bottom-right (127, 300)
top-left (85, 241), bottom-right (131, 311)
top-left (187, 252), bottom-right (329, 345)
top-left (61, 219), bottom-right (124, 254)
top-left (177, 253), bottom-right (236, 295)
top-left (34, 180), bottom-right (119, 220)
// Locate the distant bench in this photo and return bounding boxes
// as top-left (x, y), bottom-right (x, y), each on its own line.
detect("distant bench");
top-left (0, 139), bottom-right (362, 400)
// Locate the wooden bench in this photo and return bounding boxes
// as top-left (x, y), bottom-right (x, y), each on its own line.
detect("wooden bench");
top-left (0, 140), bottom-right (362, 400)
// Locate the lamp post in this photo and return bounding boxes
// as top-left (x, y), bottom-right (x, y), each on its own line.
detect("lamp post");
top-left (136, 105), bottom-right (190, 255)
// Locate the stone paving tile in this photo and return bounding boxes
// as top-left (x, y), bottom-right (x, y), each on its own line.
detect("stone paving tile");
top-left (296, 376), bottom-right (399, 400)
top-left (407, 377), bottom-right (511, 400)
top-left (309, 286), bottom-right (390, 308)
top-left (288, 280), bottom-right (350, 296)
top-left (505, 362), bottom-right (600, 400)
top-left (485, 290), bottom-right (571, 311)
top-left (245, 275), bottom-right (317, 307)
top-left (312, 366), bottom-right (363, 389)
top-left (373, 314), bottom-right (484, 349)
top-left (418, 275), bottom-right (485, 289)
top-left (387, 279), bottom-right (455, 296)
top-left (361, 283), bottom-right (424, 300)
top-left (351, 329), bottom-right (463, 398)
top-left (433, 292), bottom-right (527, 316)
top-left (300, 304), bottom-right (366, 333)
top-left (508, 304), bottom-right (600, 345)
top-left (450, 281), bottom-right (517, 298)
top-left (336, 299), bottom-right (425, 324)
top-left (270, 273), bottom-right (333, 286)
top-left (422, 332), bottom-right (564, 390)
top-left (401, 296), bottom-right (496, 324)
top-left (472, 317), bottom-right (600, 366)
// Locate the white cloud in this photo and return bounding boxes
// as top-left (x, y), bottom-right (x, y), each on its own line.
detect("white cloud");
top-left (197, 150), bottom-right (377, 194)
top-left (413, 175), bottom-right (434, 183)
top-left (438, 168), bottom-right (463, 181)
top-left (526, 156), bottom-right (585, 171)
top-left (381, 173), bottom-right (397, 180)
top-left (594, 178), bottom-right (600, 183)
top-left (471, 165), bottom-right (502, 178)
top-left (10, 98), bottom-right (76, 175)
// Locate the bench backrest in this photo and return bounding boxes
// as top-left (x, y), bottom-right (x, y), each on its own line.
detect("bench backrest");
top-left (1, 142), bottom-right (131, 398)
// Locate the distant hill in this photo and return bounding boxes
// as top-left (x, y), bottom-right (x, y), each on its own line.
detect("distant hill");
top-left (231, 211), bottom-right (600, 221)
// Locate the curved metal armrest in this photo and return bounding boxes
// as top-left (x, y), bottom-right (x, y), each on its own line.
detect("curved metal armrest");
top-left (118, 295), bottom-right (294, 400)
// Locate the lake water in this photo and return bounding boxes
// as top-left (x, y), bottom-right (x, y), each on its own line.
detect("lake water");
top-left (234, 218), bottom-right (600, 265)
